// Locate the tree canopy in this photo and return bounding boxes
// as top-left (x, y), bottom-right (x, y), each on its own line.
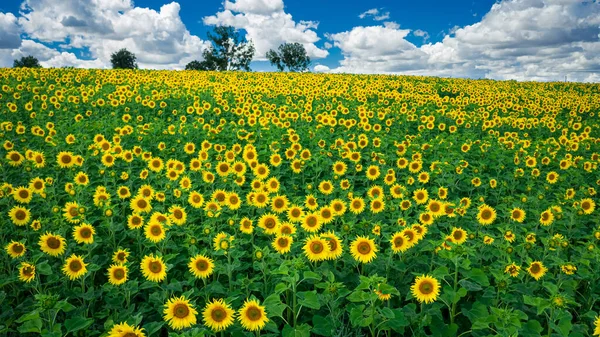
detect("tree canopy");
top-left (266, 42), bottom-right (311, 72)
top-left (185, 26), bottom-right (255, 71)
top-left (13, 55), bottom-right (42, 68)
top-left (110, 49), bottom-right (138, 69)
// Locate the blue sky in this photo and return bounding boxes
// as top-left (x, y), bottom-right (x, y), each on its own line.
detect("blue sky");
top-left (0, 0), bottom-right (599, 81)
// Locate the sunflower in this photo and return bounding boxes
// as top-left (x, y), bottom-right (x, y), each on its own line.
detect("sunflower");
top-left (319, 206), bottom-right (335, 224)
top-left (527, 261), bottom-right (547, 280)
top-left (272, 235), bottom-right (293, 254)
top-left (107, 264), bottom-right (128, 286)
top-left (202, 299), bottom-right (235, 332)
top-left (369, 199), bottom-right (385, 214)
top-left (145, 222), bottom-right (166, 243)
top-left (213, 232), bottom-right (234, 252)
top-left (594, 316), bottom-right (600, 336)
top-left (411, 275), bottom-right (440, 304)
top-left (303, 234), bottom-right (329, 262)
top-left (322, 231), bottom-right (343, 260)
top-left (112, 249), bottom-right (130, 264)
top-left (539, 209), bottom-right (554, 226)
top-left (5, 241), bottom-right (26, 258)
top-left (581, 198), bottom-right (596, 215)
top-left (390, 232), bottom-right (411, 253)
top-left (366, 165), bottom-right (380, 180)
top-left (450, 227), bottom-right (467, 245)
top-left (188, 254), bottom-right (215, 279)
top-left (39, 232), bottom-right (66, 256)
top-left (62, 254), bottom-right (88, 280)
top-left (9, 206), bottom-right (31, 226)
top-left (108, 322), bottom-right (146, 337)
top-left (546, 171), bottom-right (559, 184)
top-left (258, 213), bottom-right (280, 235)
top-left (301, 213), bottom-right (322, 233)
top-left (239, 217), bottom-right (254, 234)
top-left (510, 207), bottom-right (526, 222)
top-left (130, 195), bottom-right (152, 214)
top-left (237, 299), bottom-right (269, 332)
top-left (163, 296), bottom-right (198, 330)
top-left (350, 236), bottom-right (378, 264)
top-left (188, 191), bottom-right (205, 208)
top-left (73, 223), bottom-right (95, 244)
top-left (56, 151), bottom-right (76, 168)
top-left (169, 205), bottom-right (187, 226)
top-left (286, 205), bottom-right (304, 222)
top-left (12, 186), bottom-right (33, 204)
top-left (6, 150), bottom-right (25, 166)
top-left (477, 204), bottom-right (497, 225)
top-left (74, 172), bottom-right (89, 186)
top-left (127, 214), bottom-right (144, 230)
top-left (349, 197), bottom-right (365, 214)
top-left (140, 254), bottom-right (167, 282)
top-left (62, 201), bottom-right (82, 224)
top-left (427, 199), bottom-right (444, 217)
top-left (504, 263), bottom-right (521, 277)
top-left (19, 262), bottom-right (36, 283)
top-left (332, 161), bottom-right (347, 175)
top-left (305, 194), bottom-right (319, 210)
top-left (253, 192), bottom-right (269, 208)
top-left (413, 188), bottom-right (429, 205)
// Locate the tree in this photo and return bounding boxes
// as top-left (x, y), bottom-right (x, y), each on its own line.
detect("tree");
top-left (13, 55), bottom-right (41, 68)
top-left (189, 26), bottom-right (255, 71)
top-left (110, 48), bottom-right (138, 69)
top-left (266, 43), bottom-right (311, 72)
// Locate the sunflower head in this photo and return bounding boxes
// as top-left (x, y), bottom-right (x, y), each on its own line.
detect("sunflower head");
top-left (163, 296), bottom-right (198, 330)
top-left (202, 298), bottom-right (235, 332)
top-left (237, 299), bottom-right (268, 332)
top-left (411, 274), bottom-right (440, 304)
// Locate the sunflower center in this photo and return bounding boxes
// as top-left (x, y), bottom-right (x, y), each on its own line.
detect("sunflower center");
top-left (530, 264), bottom-right (541, 273)
top-left (15, 210), bottom-right (27, 220)
top-left (481, 210), bottom-right (492, 220)
top-left (211, 307), bottom-right (227, 322)
top-left (173, 210), bottom-right (183, 219)
top-left (394, 237), bottom-right (404, 247)
top-left (69, 260), bottom-right (82, 272)
top-left (430, 203), bottom-right (440, 212)
top-left (322, 209), bottom-right (331, 218)
top-left (23, 266), bottom-right (34, 276)
top-left (453, 231), bottom-right (463, 241)
top-left (419, 281), bottom-right (434, 295)
top-left (149, 261), bottom-right (162, 273)
top-left (327, 239), bottom-right (338, 251)
top-left (274, 200), bottom-right (284, 208)
top-left (541, 212), bottom-right (549, 221)
top-left (80, 228), bottom-right (92, 238)
top-left (246, 306), bottom-right (262, 321)
top-left (173, 303), bottom-right (190, 318)
top-left (13, 244), bottom-right (24, 253)
top-left (151, 225), bottom-right (162, 236)
top-left (138, 199), bottom-right (148, 209)
top-left (357, 242), bottom-right (371, 254)
top-left (61, 155), bottom-right (72, 164)
top-left (278, 238), bottom-right (289, 247)
top-left (47, 237), bottom-right (61, 249)
top-left (196, 259), bottom-right (208, 271)
top-left (582, 202), bottom-right (590, 210)
top-left (512, 210), bottom-right (521, 218)
top-left (117, 253), bottom-right (126, 261)
top-left (113, 268), bottom-right (125, 280)
top-left (306, 217), bottom-right (317, 227)
top-left (310, 241), bottom-right (324, 254)
top-left (132, 217), bottom-right (141, 225)
top-left (19, 190), bottom-right (30, 199)
top-left (10, 153), bottom-right (20, 161)
top-left (69, 207), bottom-right (79, 217)
top-left (264, 218), bottom-right (276, 229)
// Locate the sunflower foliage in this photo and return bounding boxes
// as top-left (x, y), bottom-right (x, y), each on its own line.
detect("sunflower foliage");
top-left (0, 68), bottom-right (600, 337)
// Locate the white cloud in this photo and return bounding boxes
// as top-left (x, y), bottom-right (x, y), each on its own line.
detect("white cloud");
top-left (413, 29), bottom-right (430, 42)
top-left (0, 12), bottom-right (22, 49)
top-left (5, 0), bottom-right (210, 69)
top-left (313, 64), bottom-right (330, 72)
top-left (359, 8), bottom-right (390, 21)
top-left (327, 0), bottom-right (600, 82)
top-left (203, 0), bottom-right (328, 60)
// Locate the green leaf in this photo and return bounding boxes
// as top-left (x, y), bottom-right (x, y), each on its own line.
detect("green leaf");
top-left (520, 320), bottom-right (543, 337)
top-left (303, 271), bottom-right (321, 281)
top-left (54, 300), bottom-right (75, 313)
top-left (380, 308), bottom-right (409, 332)
top-left (37, 261), bottom-right (52, 275)
top-left (347, 290), bottom-right (366, 303)
top-left (311, 315), bottom-right (333, 336)
top-left (297, 290), bottom-right (320, 310)
top-left (263, 293), bottom-right (287, 318)
top-left (349, 305), bottom-right (366, 327)
top-left (64, 316), bottom-right (93, 334)
top-left (274, 282), bottom-right (289, 294)
top-left (18, 317), bottom-right (42, 333)
top-left (380, 307), bottom-right (395, 319)
top-left (468, 268), bottom-right (489, 286)
top-left (17, 310), bottom-right (40, 323)
top-left (282, 323), bottom-right (311, 337)
top-left (143, 321), bottom-right (164, 336)
top-left (458, 279), bottom-right (482, 291)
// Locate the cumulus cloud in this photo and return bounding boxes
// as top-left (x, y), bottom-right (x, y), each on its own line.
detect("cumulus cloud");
top-left (413, 29), bottom-right (430, 42)
top-left (1, 0), bottom-right (210, 68)
top-left (358, 8), bottom-right (390, 21)
top-left (0, 12), bottom-right (22, 49)
top-left (202, 0), bottom-right (328, 60)
top-left (327, 0), bottom-right (600, 82)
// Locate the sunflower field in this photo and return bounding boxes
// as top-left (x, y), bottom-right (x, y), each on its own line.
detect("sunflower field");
top-left (1, 68), bottom-right (600, 337)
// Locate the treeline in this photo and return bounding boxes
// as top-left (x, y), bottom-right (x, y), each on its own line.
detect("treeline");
top-left (13, 26), bottom-right (312, 72)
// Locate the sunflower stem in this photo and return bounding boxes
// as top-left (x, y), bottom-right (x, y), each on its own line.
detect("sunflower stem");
top-left (227, 252), bottom-right (233, 292)
top-left (450, 256), bottom-right (459, 325)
